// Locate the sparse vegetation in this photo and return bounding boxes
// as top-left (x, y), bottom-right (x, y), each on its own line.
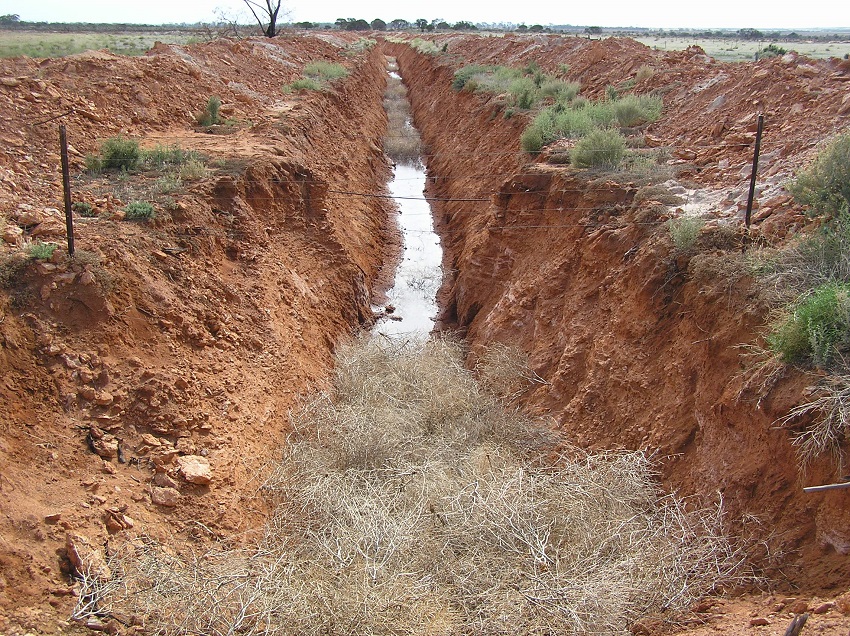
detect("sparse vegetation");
top-left (196, 96), bottom-right (222, 127)
top-left (518, 84), bottom-right (663, 163)
top-left (283, 77), bottom-right (323, 92)
top-left (27, 241), bottom-right (56, 260)
top-left (452, 64), bottom-right (581, 112)
top-left (100, 136), bottom-right (141, 172)
top-left (613, 93), bottom-right (664, 127)
top-left (635, 64), bottom-right (655, 82)
top-left (776, 374), bottom-right (850, 467)
top-left (767, 282), bottom-right (850, 367)
top-left (668, 215), bottom-right (706, 251)
top-left (284, 62), bottom-right (349, 93)
top-left (757, 43), bottom-right (787, 59)
top-left (95, 336), bottom-right (743, 635)
top-left (303, 60), bottom-right (349, 81)
top-left (178, 158), bottom-right (209, 181)
top-left (788, 132), bottom-right (850, 219)
top-left (124, 200), bottom-right (155, 220)
top-left (72, 201), bottom-right (95, 217)
top-left (571, 128), bottom-right (627, 168)
top-left (142, 144), bottom-right (204, 170)
top-left (409, 38), bottom-right (441, 55)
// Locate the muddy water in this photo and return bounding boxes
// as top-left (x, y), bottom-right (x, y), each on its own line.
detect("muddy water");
top-left (375, 67), bottom-right (442, 336)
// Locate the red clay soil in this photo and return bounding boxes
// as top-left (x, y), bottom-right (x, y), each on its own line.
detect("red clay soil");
top-left (0, 35), bottom-right (397, 634)
top-left (390, 33), bottom-right (850, 633)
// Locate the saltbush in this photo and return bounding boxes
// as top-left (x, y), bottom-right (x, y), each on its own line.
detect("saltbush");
top-left (667, 216), bottom-right (705, 251)
top-left (124, 200), bottom-right (156, 220)
top-left (768, 282), bottom-right (850, 367)
top-left (452, 65), bottom-right (487, 91)
top-left (571, 128), bottom-right (627, 168)
top-left (27, 241), bottom-right (56, 260)
top-left (613, 93), bottom-right (663, 127)
top-left (284, 78), bottom-right (323, 92)
top-left (100, 136), bottom-right (141, 172)
top-left (196, 96), bottom-right (221, 127)
top-left (789, 132), bottom-right (850, 219)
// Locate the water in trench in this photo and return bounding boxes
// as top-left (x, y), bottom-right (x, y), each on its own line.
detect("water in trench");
top-left (375, 60), bottom-right (442, 337)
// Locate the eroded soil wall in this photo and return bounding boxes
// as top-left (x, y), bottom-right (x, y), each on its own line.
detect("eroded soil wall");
top-left (392, 43), bottom-right (850, 589)
top-left (0, 39), bottom-right (397, 630)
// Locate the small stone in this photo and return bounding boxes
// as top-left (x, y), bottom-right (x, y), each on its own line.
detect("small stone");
top-left (151, 486), bottom-right (180, 507)
top-left (93, 391), bottom-right (114, 406)
top-left (44, 512), bottom-right (62, 524)
top-left (30, 218), bottom-right (65, 238)
top-left (153, 472), bottom-right (179, 489)
top-left (177, 455), bottom-right (212, 485)
top-left (749, 617), bottom-right (770, 626)
top-left (78, 386), bottom-right (97, 401)
top-left (812, 601), bottom-right (835, 614)
top-left (0, 77), bottom-right (20, 87)
top-left (175, 437), bottom-right (195, 455)
top-left (79, 271), bottom-right (95, 286)
top-left (2, 224), bottom-right (22, 244)
top-left (140, 433), bottom-right (162, 447)
top-left (789, 600), bottom-right (810, 614)
top-left (90, 435), bottom-right (119, 460)
top-left (15, 207), bottom-right (46, 226)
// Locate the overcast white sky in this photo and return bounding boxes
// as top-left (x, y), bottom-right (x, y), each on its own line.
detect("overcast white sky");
top-left (0, 0), bottom-right (847, 29)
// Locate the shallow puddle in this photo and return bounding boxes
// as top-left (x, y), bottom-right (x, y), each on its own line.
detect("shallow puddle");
top-left (375, 164), bottom-right (442, 336)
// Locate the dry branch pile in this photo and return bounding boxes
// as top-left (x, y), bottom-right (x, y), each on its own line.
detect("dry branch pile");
top-left (91, 336), bottom-right (744, 635)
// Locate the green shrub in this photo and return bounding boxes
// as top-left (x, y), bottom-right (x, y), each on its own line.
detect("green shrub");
top-left (520, 125), bottom-right (544, 153)
top-left (452, 65), bottom-right (488, 91)
top-left (303, 61), bottom-right (349, 80)
top-left (196, 96), bottom-right (222, 127)
top-left (124, 200), bottom-right (156, 220)
top-left (667, 216), bottom-right (705, 251)
top-left (768, 282), bottom-right (850, 367)
top-left (72, 201), bottom-right (95, 217)
top-left (539, 79), bottom-right (580, 102)
top-left (758, 43), bottom-right (787, 59)
top-left (613, 94), bottom-right (664, 127)
top-left (409, 38), bottom-right (441, 55)
top-left (27, 241), bottom-right (56, 260)
top-left (788, 132), bottom-right (850, 219)
top-left (178, 158), bottom-right (208, 181)
top-left (100, 136), bottom-right (141, 172)
top-left (84, 154), bottom-right (103, 175)
top-left (143, 144), bottom-right (202, 170)
top-left (509, 77), bottom-right (537, 109)
top-left (570, 128), bottom-right (627, 168)
top-left (284, 78), bottom-right (323, 92)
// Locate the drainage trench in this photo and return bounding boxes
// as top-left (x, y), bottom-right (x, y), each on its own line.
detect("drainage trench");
top-left (374, 58), bottom-right (442, 337)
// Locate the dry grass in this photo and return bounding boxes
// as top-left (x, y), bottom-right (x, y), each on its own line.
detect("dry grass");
top-left (775, 374), bottom-right (850, 468)
top-left (88, 335), bottom-right (745, 635)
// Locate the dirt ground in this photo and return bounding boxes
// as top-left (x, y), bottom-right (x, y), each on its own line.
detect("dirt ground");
top-left (0, 31), bottom-right (849, 635)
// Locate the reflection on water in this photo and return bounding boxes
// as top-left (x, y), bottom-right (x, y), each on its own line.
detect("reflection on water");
top-left (375, 164), bottom-right (442, 336)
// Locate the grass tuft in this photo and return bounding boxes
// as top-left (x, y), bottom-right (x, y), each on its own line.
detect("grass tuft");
top-left (668, 216), bottom-right (706, 251)
top-left (571, 128), bottom-right (627, 169)
top-left (124, 200), bottom-right (155, 220)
